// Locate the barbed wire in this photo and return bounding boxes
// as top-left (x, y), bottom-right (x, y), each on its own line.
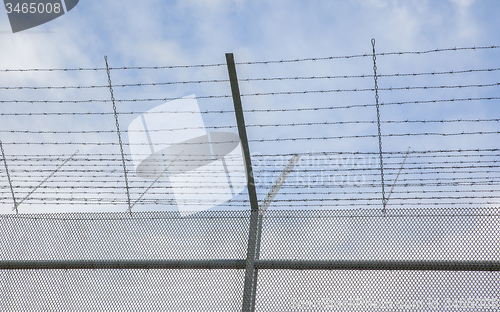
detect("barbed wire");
top-left (5, 165), bottom-right (499, 177)
top-left (1, 195), bottom-right (498, 206)
top-left (3, 185), bottom-right (497, 198)
top-left (1, 81), bottom-right (499, 104)
top-left (1, 47), bottom-right (499, 215)
top-left (2, 173), bottom-right (497, 189)
top-left (2, 117), bottom-right (499, 134)
top-left (2, 67), bottom-right (499, 90)
top-left (2, 148), bottom-right (498, 161)
top-left (0, 45), bottom-right (497, 73)
top-left (3, 157), bottom-right (497, 168)
top-left (1, 129), bottom-right (499, 146)
top-left (1, 97), bottom-right (499, 116)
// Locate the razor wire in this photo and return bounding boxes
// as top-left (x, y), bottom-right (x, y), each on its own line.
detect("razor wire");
top-left (0, 44), bottom-right (498, 72)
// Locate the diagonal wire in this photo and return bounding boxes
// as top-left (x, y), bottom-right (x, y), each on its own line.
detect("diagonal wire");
top-left (105, 55), bottom-right (132, 214)
top-left (16, 150), bottom-right (79, 208)
top-left (0, 139), bottom-right (18, 213)
top-left (372, 38), bottom-right (386, 213)
top-left (130, 152), bottom-right (183, 209)
top-left (385, 147), bottom-right (410, 206)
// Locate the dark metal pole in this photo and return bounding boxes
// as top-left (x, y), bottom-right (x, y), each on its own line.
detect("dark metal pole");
top-left (0, 259), bottom-right (246, 270)
top-left (249, 214), bottom-right (263, 311)
top-left (255, 260), bottom-right (500, 271)
top-left (225, 53), bottom-right (260, 312)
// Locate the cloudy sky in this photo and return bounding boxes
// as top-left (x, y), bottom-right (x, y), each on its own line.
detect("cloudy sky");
top-left (1, 0), bottom-right (499, 214)
top-left (1, 1), bottom-right (499, 310)
top-left (0, 0), bottom-right (498, 68)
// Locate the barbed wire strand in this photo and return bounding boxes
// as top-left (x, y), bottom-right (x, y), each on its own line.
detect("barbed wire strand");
top-left (2, 67), bottom-right (499, 90)
top-left (2, 149), bottom-right (498, 163)
top-left (1, 97), bottom-right (499, 116)
top-left (3, 129), bottom-right (498, 147)
top-left (2, 117), bottom-right (500, 134)
top-left (1, 45), bottom-right (498, 72)
top-left (1, 81), bottom-right (498, 104)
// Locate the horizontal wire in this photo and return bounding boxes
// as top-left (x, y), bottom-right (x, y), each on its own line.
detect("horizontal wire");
top-left (2, 150), bottom-right (498, 157)
top-left (1, 193), bottom-right (498, 206)
top-left (3, 188), bottom-right (496, 198)
top-left (5, 160), bottom-right (500, 171)
top-left (6, 173), bottom-right (500, 183)
top-left (3, 182), bottom-right (498, 196)
top-left (4, 175), bottom-right (500, 187)
top-left (3, 149), bottom-right (498, 162)
top-left (2, 193), bottom-right (499, 203)
top-left (3, 188), bottom-right (498, 200)
top-left (7, 167), bottom-right (500, 179)
top-left (0, 82), bottom-right (498, 104)
top-left (2, 130), bottom-right (499, 146)
top-left (1, 196), bottom-right (498, 206)
top-left (1, 45), bottom-right (497, 72)
top-left (2, 118), bottom-right (500, 134)
top-left (4, 169), bottom-right (498, 181)
top-left (1, 97), bottom-right (499, 117)
top-left (2, 67), bottom-right (499, 90)
top-left (5, 157), bottom-right (497, 168)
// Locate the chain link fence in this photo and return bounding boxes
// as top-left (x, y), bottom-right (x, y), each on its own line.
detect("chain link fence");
top-left (1, 208), bottom-right (499, 310)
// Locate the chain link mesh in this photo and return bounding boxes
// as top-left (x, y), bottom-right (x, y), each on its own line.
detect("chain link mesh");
top-left (1, 209), bottom-right (499, 310)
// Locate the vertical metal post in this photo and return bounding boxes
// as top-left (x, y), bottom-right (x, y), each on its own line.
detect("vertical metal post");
top-left (225, 53), bottom-right (260, 312)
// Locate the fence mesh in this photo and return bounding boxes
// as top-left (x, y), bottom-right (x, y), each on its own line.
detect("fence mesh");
top-left (1, 209), bottom-right (499, 310)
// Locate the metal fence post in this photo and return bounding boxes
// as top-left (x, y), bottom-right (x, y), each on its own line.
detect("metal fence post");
top-left (225, 53), bottom-right (260, 312)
